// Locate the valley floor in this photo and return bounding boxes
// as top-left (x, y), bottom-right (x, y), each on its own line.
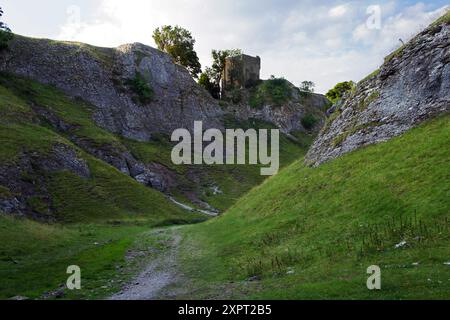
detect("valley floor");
top-left (110, 228), bottom-right (183, 300)
top-left (136, 115), bottom-right (450, 300)
top-left (1, 115), bottom-right (449, 300)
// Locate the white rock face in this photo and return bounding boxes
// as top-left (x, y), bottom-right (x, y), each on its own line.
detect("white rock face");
top-left (0, 38), bottom-right (330, 141)
top-left (0, 36), bottom-right (330, 219)
top-left (0, 38), bottom-right (226, 141)
top-left (305, 22), bottom-right (450, 167)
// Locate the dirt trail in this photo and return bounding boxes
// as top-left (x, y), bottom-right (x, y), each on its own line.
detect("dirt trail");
top-left (110, 230), bottom-right (182, 300)
top-left (168, 196), bottom-right (219, 216)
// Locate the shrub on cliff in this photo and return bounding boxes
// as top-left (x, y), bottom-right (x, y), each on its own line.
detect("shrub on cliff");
top-left (301, 114), bottom-right (319, 131)
top-left (211, 49), bottom-right (242, 89)
top-left (127, 73), bottom-right (154, 105)
top-left (326, 81), bottom-right (355, 104)
top-left (198, 68), bottom-right (220, 99)
top-left (249, 76), bottom-right (292, 108)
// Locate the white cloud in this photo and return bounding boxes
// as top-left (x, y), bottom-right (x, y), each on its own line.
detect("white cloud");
top-left (54, 1), bottom-right (450, 93)
top-left (329, 4), bottom-right (348, 18)
top-left (353, 3), bottom-right (450, 53)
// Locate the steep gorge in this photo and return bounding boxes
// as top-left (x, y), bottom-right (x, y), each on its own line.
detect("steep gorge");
top-left (0, 12), bottom-right (448, 300)
top-left (0, 36), bottom-right (329, 220)
top-left (168, 14), bottom-right (450, 300)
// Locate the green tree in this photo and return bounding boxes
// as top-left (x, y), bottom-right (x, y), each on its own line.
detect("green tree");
top-left (299, 81), bottom-right (315, 93)
top-left (211, 49), bottom-right (242, 87)
top-left (301, 114), bottom-right (318, 131)
top-left (326, 81), bottom-right (355, 104)
top-left (0, 7), bottom-right (13, 50)
top-left (152, 25), bottom-right (201, 78)
top-left (198, 67), bottom-right (220, 99)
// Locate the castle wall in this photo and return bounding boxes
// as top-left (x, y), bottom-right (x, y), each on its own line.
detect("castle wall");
top-left (222, 54), bottom-right (261, 92)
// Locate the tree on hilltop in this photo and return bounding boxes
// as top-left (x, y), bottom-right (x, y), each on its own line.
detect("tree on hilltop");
top-left (299, 81), bottom-right (315, 93)
top-left (152, 25), bottom-right (202, 78)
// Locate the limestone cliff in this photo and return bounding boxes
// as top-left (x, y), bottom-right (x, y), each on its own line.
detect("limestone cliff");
top-left (0, 36), bottom-right (329, 139)
top-left (0, 36), bottom-right (329, 219)
top-left (305, 16), bottom-right (450, 167)
top-left (0, 37), bottom-right (224, 141)
top-left (225, 87), bottom-right (329, 135)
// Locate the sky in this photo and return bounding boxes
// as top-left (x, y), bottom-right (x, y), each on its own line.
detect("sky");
top-left (1, 0), bottom-right (449, 93)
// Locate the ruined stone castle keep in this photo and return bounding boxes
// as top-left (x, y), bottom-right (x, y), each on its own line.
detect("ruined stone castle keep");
top-left (222, 54), bottom-right (261, 92)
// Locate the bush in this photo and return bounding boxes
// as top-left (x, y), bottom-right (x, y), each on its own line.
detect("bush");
top-left (326, 81), bottom-right (355, 104)
top-left (0, 30), bottom-right (13, 50)
top-left (301, 114), bottom-right (318, 131)
top-left (152, 25), bottom-right (202, 78)
top-left (198, 71), bottom-right (220, 99)
top-left (127, 73), bottom-right (154, 104)
top-left (249, 76), bottom-right (292, 108)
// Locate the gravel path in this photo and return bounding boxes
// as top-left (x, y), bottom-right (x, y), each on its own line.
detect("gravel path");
top-left (168, 196), bottom-right (219, 216)
top-left (110, 231), bottom-right (182, 300)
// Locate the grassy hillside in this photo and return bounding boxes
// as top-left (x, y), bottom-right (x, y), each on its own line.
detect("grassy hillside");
top-left (175, 114), bottom-right (450, 299)
top-left (0, 72), bottom-right (310, 214)
top-left (120, 121), bottom-right (307, 212)
top-left (0, 72), bottom-right (203, 223)
top-left (0, 71), bottom-right (311, 299)
top-left (0, 73), bottom-right (209, 299)
top-left (0, 217), bottom-right (139, 299)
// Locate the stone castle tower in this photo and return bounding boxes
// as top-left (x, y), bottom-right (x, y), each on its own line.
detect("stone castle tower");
top-left (222, 54), bottom-right (261, 93)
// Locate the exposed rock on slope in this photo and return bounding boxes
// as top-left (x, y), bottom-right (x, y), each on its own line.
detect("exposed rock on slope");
top-left (225, 86), bottom-right (329, 135)
top-left (0, 145), bottom-right (91, 219)
top-left (306, 17), bottom-right (450, 167)
top-left (0, 36), bottom-right (330, 218)
top-left (0, 37), bottom-right (224, 141)
top-left (0, 37), bottom-right (329, 139)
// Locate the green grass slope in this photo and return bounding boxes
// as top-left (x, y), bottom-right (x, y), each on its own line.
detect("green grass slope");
top-left (0, 217), bottom-right (141, 299)
top-left (0, 71), bottom-right (310, 299)
top-left (178, 115), bottom-right (450, 299)
top-left (0, 73), bottom-right (206, 299)
top-left (120, 115), bottom-right (312, 212)
top-left (0, 72), bottom-right (200, 223)
top-left (0, 72), bottom-right (310, 214)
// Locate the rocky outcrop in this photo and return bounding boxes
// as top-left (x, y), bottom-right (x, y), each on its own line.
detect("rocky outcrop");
top-left (0, 143), bottom-right (89, 220)
top-left (306, 18), bottom-right (450, 167)
top-left (0, 35), bottom-right (330, 218)
top-left (0, 37), bottom-right (329, 139)
top-left (225, 88), bottom-right (329, 134)
top-left (0, 37), bottom-right (225, 141)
